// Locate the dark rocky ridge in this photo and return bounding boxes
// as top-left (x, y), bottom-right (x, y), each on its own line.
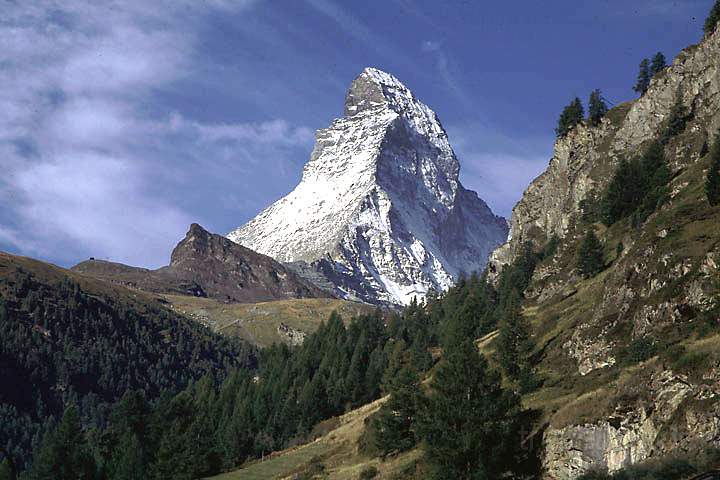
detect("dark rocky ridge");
top-left (73, 223), bottom-right (331, 303)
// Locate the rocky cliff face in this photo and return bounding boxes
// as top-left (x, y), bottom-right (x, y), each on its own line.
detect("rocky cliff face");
top-left (74, 223), bottom-right (329, 303)
top-left (490, 28), bottom-right (720, 272)
top-left (229, 68), bottom-right (507, 305)
top-left (484, 27), bottom-right (720, 479)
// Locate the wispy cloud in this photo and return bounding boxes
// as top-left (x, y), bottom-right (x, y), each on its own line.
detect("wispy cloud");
top-left (0, 0), bottom-right (313, 268)
top-left (447, 123), bottom-right (553, 218)
top-left (421, 39), bottom-right (471, 107)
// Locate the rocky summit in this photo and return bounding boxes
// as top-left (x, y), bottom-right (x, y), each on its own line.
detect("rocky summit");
top-left (73, 223), bottom-right (328, 303)
top-left (228, 67), bottom-right (508, 305)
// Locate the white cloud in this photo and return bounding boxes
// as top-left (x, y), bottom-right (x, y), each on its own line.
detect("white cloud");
top-left (420, 39), bottom-right (469, 106)
top-left (447, 123), bottom-right (552, 218)
top-left (168, 114), bottom-right (315, 147)
top-left (0, 0), bottom-right (314, 268)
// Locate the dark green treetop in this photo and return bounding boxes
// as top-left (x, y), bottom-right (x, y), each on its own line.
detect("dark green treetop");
top-left (588, 89), bottom-right (608, 126)
top-left (556, 97), bottom-right (584, 138)
top-left (650, 52), bottom-right (667, 76)
top-left (577, 230), bottom-right (605, 278)
top-left (705, 0), bottom-right (720, 35)
top-left (634, 59), bottom-right (651, 96)
top-left (706, 131), bottom-right (720, 206)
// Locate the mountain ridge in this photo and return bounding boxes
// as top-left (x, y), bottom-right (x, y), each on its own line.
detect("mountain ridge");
top-left (73, 223), bottom-right (330, 303)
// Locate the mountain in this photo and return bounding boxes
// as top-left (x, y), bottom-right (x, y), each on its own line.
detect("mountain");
top-left (0, 251), bottom-right (255, 471)
top-left (228, 67), bottom-right (508, 306)
top-left (487, 25), bottom-right (720, 478)
top-left (73, 223), bottom-right (330, 303)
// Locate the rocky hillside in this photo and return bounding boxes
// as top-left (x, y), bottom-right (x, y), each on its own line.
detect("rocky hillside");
top-left (229, 67), bottom-right (508, 306)
top-left (73, 223), bottom-right (329, 303)
top-left (488, 26), bottom-right (720, 478)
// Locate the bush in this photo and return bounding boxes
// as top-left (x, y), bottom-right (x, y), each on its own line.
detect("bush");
top-left (672, 351), bottom-right (709, 375)
top-left (359, 465), bottom-right (379, 479)
top-left (661, 344), bottom-right (686, 366)
top-left (619, 337), bottom-right (658, 366)
top-left (577, 231), bottom-right (605, 277)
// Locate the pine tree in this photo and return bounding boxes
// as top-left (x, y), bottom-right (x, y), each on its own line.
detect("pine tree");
top-left (588, 89), bottom-right (608, 126)
top-left (662, 88), bottom-right (688, 142)
top-left (419, 341), bottom-right (520, 479)
top-left (497, 291), bottom-right (535, 391)
top-left (705, 0), bottom-right (720, 35)
top-left (650, 52), bottom-right (667, 76)
top-left (556, 97), bottom-right (585, 137)
top-left (706, 131), bottom-right (720, 206)
top-left (634, 59), bottom-right (651, 96)
top-left (0, 455), bottom-right (16, 480)
top-left (381, 340), bottom-right (407, 394)
top-left (600, 160), bottom-right (642, 225)
top-left (577, 231), bottom-right (605, 278)
top-left (371, 366), bottom-right (422, 457)
top-left (109, 433), bottom-right (145, 480)
top-left (28, 406), bottom-right (96, 480)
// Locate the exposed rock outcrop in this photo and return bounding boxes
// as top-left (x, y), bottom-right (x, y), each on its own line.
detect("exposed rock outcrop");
top-left (73, 223), bottom-right (330, 303)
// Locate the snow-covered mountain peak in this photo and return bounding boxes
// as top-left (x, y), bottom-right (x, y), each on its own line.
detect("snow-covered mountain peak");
top-left (228, 68), bottom-right (508, 305)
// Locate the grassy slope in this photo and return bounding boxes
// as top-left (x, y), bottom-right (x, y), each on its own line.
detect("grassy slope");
top-left (207, 396), bottom-right (421, 480)
top-left (162, 295), bottom-right (376, 347)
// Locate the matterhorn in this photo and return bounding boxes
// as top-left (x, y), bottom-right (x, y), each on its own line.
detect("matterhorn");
top-left (229, 67), bottom-right (507, 305)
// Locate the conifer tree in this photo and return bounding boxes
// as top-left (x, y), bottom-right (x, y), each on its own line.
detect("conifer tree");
top-left (706, 131), bottom-right (720, 206)
top-left (419, 340), bottom-right (520, 479)
top-left (28, 406), bottom-right (96, 480)
top-left (577, 231), bottom-right (605, 278)
top-left (588, 89), bottom-right (608, 126)
top-left (371, 366), bottom-right (422, 457)
top-left (381, 340), bottom-right (408, 394)
top-left (650, 52), bottom-right (667, 76)
top-left (0, 460), bottom-right (14, 480)
top-left (705, 0), bottom-right (720, 35)
top-left (634, 59), bottom-right (651, 96)
top-left (663, 89), bottom-right (688, 142)
top-left (556, 97), bottom-right (585, 138)
top-left (497, 291), bottom-right (535, 391)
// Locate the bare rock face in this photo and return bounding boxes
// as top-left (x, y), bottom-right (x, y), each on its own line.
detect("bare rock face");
top-left (229, 68), bottom-right (507, 305)
top-left (490, 27), bottom-right (720, 272)
top-left (544, 369), bottom-right (720, 479)
top-left (73, 223), bottom-right (330, 303)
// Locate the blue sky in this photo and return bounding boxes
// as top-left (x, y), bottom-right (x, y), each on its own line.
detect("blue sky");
top-left (0, 0), bottom-right (714, 268)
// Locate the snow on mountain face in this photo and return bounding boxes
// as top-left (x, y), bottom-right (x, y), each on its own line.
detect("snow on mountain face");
top-left (228, 67), bottom-right (508, 305)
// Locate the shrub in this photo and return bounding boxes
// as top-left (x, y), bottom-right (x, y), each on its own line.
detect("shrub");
top-left (619, 337), bottom-right (658, 366)
top-left (577, 231), bottom-right (605, 277)
top-left (359, 465), bottom-right (379, 479)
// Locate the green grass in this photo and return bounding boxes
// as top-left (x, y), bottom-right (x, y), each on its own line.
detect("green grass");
top-left (208, 442), bottom-right (329, 480)
top-left (163, 295), bottom-right (375, 347)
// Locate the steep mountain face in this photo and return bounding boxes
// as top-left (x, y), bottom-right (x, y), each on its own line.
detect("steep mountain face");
top-left (487, 28), bottom-right (720, 478)
top-left (73, 223), bottom-right (329, 303)
top-left (229, 68), bottom-right (508, 305)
